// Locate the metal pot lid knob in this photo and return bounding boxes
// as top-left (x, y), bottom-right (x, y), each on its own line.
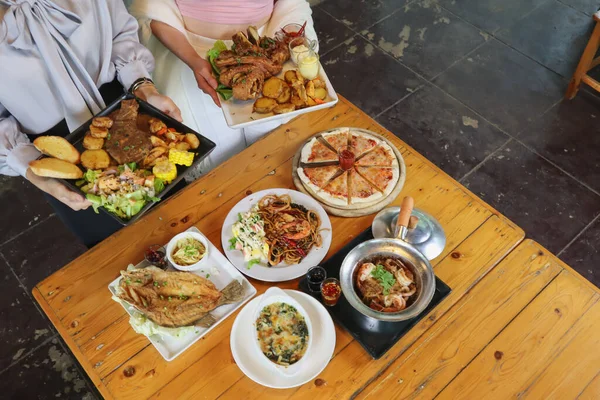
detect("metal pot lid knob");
top-left (372, 201), bottom-right (446, 261)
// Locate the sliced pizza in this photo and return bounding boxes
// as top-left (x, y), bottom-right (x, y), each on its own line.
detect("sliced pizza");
top-left (300, 137), bottom-right (338, 163)
top-left (319, 170), bottom-right (349, 206)
top-left (355, 166), bottom-right (399, 197)
top-left (355, 142), bottom-right (398, 167)
top-left (350, 132), bottom-right (379, 158)
top-left (349, 168), bottom-right (383, 204)
top-left (321, 128), bottom-right (350, 152)
top-left (297, 165), bottom-right (340, 194)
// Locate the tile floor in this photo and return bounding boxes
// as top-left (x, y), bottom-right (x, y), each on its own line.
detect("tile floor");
top-left (2, 0), bottom-right (599, 397)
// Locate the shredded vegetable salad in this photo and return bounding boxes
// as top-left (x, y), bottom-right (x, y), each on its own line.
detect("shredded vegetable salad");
top-left (230, 207), bottom-right (268, 268)
top-left (76, 163), bottom-right (165, 219)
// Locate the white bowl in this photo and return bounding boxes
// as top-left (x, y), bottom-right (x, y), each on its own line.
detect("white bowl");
top-left (252, 287), bottom-right (313, 377)
top-left (166, 231), bottom-right (210, 271)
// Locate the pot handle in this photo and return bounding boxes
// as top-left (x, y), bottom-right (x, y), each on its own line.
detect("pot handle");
top-left (395, 196), bottom-right (414, 240)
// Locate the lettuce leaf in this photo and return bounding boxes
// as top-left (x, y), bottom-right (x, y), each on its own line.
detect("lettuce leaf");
top-left (84, 169), bottom-right (100, 183)
top-left (216, 84), bottom-right (233, 101)
top-left (207, 40), bottom-right (227, 74)
top-left (154, 177), bottom-right (165, 193)
top-left (247, 258), bottom-right (261, 269)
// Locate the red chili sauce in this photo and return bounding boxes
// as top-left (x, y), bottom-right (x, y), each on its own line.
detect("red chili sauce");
top-left (321, 281), bottom-right (342, 306)
top-left (338, 149), bottom-right (355, 170)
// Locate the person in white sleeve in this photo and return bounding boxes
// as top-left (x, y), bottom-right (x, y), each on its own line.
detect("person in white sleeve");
top-left (0, 0), bottom-right (182, 247)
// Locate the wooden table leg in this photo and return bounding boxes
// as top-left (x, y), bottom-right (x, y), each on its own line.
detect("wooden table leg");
top-left (566, 18), bottom-right (600, 99)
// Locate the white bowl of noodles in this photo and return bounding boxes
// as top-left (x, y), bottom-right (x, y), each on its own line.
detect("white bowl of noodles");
top-left (166, 231), bottom-right (209, 271)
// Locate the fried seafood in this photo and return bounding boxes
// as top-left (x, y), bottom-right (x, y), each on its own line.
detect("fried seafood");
top-left (117, 266), bottom-right (245, 328)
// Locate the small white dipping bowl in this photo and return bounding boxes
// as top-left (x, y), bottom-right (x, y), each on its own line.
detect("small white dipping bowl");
top-left (253, 287), bottom-right (313, 377)
top-left (166, 231), bottom-right (209, 271)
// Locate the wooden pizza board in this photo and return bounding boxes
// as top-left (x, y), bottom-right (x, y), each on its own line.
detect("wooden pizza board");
top-left (292, 128), bottom-right (406, 217)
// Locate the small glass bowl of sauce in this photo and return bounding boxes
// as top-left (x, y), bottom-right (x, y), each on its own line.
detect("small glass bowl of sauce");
top-left (306, 266), bottom-right (327, 293)
top-left (338, 146), bottom-right (355, 170)
top-left (321, 278), bottom-right (342, 306)
top-left (145, 244), bottom-right (167, 269)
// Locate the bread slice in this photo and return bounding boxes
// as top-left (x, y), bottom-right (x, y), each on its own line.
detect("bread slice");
top-left (33, 136), bottom-right (80, 164)
top-left (29, 158), bottom-right (83, 179)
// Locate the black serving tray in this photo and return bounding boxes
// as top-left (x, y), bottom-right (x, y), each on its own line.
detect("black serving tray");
top-left (298, 227), bottom-right (451, 359)
top-left (53, 93), bottom-right (216, 226)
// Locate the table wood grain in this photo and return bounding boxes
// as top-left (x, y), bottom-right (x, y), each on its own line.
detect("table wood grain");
top-left (33, 96), bottom-right (599, 399)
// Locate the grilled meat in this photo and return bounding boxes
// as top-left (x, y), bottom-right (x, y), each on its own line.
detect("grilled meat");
top-left (117, 266), bottom-right (245, 328)
top-left (219, 65), bottom-right (257, 87)
top-left (232, 68), bottom-right (265, 100)
top-left (215, 54), bottom-right (282, 77)
top-left (105, 100), bottom-right (152, 164)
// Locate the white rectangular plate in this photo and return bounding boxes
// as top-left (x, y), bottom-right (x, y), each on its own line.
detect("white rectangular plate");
top-left (108, 227), bottom-right (257, 362)
top-left (221, 62), bottom-right (339, 129)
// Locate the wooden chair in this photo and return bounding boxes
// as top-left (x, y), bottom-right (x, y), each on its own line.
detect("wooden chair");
top-left (565, 11), bottom-right (600, 99)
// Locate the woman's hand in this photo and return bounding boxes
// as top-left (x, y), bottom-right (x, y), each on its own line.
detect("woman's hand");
top-left (134, 84), bottom-right (183, 122)
top-left (191, 57), bottom-right (221, 107)
top-left (26, 168), bottom-right (92, 211)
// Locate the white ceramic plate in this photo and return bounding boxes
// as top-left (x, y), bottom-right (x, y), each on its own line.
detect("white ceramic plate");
top-left (230, 290), bottom-right (336, 388)
top-left (221, 188), bottom-right (332, 282)
top-left (220, 62), bottom-right (338, 129)
top-left (108, 227), bottom-right (257, 361)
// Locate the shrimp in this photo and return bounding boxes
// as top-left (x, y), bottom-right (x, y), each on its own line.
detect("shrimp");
top-left (281, 219), bottom-right (311, 240)
top-left (395, 267), bottom-right (414, 287)
top-left (357, 263), bottom-right (376, 282)
top-left (382, 294), bottom-right (407, 312)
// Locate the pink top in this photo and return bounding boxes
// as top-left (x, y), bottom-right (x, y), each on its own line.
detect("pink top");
top-left (175, 0), bottom-right (274, 24)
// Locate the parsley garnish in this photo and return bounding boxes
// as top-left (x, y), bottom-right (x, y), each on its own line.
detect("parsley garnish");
top-left (371, 264), bottom-right (396, 295)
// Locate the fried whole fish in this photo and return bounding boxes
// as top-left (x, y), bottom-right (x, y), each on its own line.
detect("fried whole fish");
top-left (117, 266), bottom-right (244, 328)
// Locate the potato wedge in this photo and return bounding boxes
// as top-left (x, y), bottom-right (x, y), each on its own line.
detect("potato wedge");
top-left (273, 103), bottom-right (296, 114)
top-left (142, 146), bottom-right (168, 168)
top-left (80, 149), bottom-right (110, 170)
top-left (284, 70), bottom-right (299, 85)
top-left (89, 125), bottom-right (108, 139)
top-left (175, 142), bottom-right (191, 151)
top-left (310, 77), bottom-right (326, 89)
top-left (294, 83), bottom-right (308, 103)
top-left (82, 134), bottom-right (104, 150)
top-left (91, 116), bottom-right (113, 129)
top-left (276, 86), bottom-right (291, 104)
top-left (150, 135), bottom-right (168, 148)
top-left (314, 87), bottom-right (327, 100)
top-left (29, 158), bottom-right (83, 179)
top-left (305, 81), bottom-right (315, 98)
top-left (165, 131), bottom-right (183, 142)
top-left (148, 118), bottom-right (167, 134)
top-left (184, 133), bottom-right (200, 149)
top-left (253, 97), bottom-right (278, 113)
top-left (150, 155), bottom-right (169, 167)
top-left (290, 94), bottom-right (306, 108)
top-left (262, 77), bottom-right (285, 99)
top-left (33, 136), bottom-right (80, 164)
top-left (306, 96), bottom-right (317, 107)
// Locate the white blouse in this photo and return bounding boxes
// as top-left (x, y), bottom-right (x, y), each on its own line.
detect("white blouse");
top-left (0, 0), bottom-right (155, 177)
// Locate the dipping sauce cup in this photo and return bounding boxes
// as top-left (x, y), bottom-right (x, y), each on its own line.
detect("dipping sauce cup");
top-left (338, 146), bottom-right (356, 170)
top-left (307, 266), bottom-right (327, 292)
top-left (321, 278), bottom-right (342, 306)
top-left (145, 244), bottom-right (167, 269)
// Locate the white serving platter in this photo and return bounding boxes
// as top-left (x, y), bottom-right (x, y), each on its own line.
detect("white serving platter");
top-left (221, 188), bottom-right (332, 282)
top-left (221, 61), bottom-right (338, 129)
top-left (108, 226), bottom-right (257, 361)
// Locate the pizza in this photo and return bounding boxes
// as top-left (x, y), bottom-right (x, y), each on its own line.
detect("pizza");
top-left (322, 128), bottom-right (350, 152)
top-left (300, 137), bottom-right (338, 163)
top-left (297, 165), bottom-right (340, 194)
top-left (355, 143), bottom-right (397, 167)
top-left (297, 129), bottom-right (402, 208)
top-left (349, 168), bottom-right (382, 203)
top-left (350, 133), bottom-right (379, 158)
top-left (355, 166), bottom-right (399, 197)
top-left (320, 170), bottom-right (348, 206)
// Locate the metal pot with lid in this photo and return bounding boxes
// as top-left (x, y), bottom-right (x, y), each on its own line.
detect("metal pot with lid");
top-left (339, 197), bottom-right (440, 322)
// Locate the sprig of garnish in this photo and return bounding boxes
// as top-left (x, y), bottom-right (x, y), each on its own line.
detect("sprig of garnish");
top-left (371, 264), bottom-right (396, 295)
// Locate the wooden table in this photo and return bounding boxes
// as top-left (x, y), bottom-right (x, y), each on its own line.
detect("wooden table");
top-left (33, 96), bottom-right (600, 399)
